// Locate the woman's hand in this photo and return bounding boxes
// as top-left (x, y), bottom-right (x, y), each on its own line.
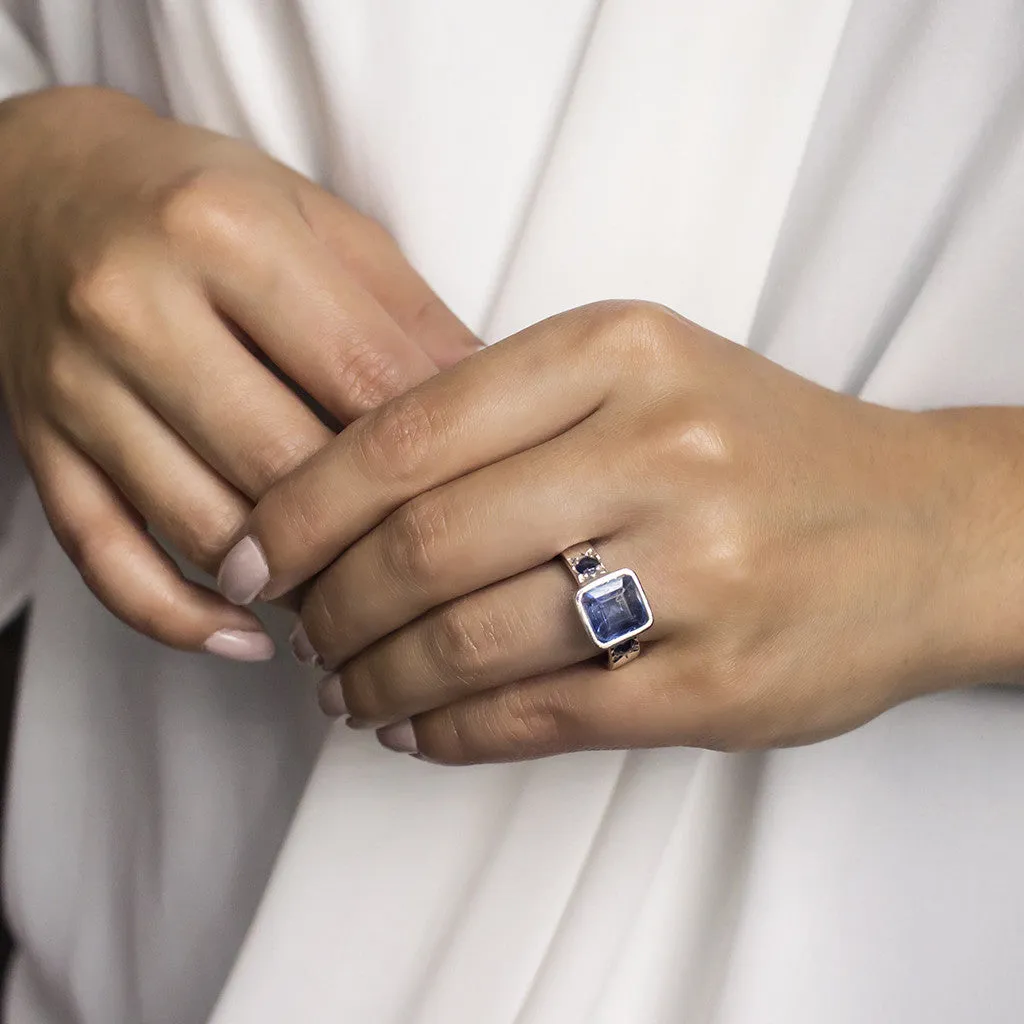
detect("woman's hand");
top-left (222, 301), bottom-right (1024, 758)
top-left (0, 87), bottom-right (477, 658)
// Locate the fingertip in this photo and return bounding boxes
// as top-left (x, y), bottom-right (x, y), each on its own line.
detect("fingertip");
top-left (32, 433), bottom-right (278, 657)
top-left (377, 718), bottom-right (418, 754)
top-left (317, 672), bottom-right (348, 716)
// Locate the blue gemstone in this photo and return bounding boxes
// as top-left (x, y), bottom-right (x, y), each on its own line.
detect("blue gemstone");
top-left (574, 555), bottom-right (601, 576)
top-left (579, 572), bottom-right (651, 646)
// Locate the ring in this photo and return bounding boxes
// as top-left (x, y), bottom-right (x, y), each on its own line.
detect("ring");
top-left (560, 542), bottom-right (654, 669)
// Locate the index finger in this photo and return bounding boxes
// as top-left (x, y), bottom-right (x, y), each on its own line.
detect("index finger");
top-left (216, 307), bottom-right (615, 604)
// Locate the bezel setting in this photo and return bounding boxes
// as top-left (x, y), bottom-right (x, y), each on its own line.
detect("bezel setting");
top-left (574, 568), bottom-right (654, 650)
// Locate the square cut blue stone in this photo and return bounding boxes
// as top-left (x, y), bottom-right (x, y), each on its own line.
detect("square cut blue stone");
top-left (578, 571), bottom-right (652, 646)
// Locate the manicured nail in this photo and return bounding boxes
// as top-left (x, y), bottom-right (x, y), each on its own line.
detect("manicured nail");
top-left (377, 719), bottom-right (418, 754)
top-left (317, 673), bottom-right (348, 717)
top-left (217, 536), bottom-right (270, 605)
top-left (289, 621), bottom-right (323, 667)
top-left (203, 629), bottom-right (275, 662)
top-left (345, 717), bottom-right (385, 730)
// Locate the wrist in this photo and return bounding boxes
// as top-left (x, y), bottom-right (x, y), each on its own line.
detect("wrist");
top-left (909, 407), bottom-right (1024, 693)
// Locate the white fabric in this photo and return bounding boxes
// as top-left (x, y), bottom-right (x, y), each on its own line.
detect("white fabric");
top-left (2, 1), bottom-right (1024, 1022)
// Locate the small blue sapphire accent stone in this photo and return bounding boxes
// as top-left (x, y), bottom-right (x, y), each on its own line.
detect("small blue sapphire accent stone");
top-left (578, 571), bottom-right (652, 646)
top-left (573, 555), bottom-right (602, 576)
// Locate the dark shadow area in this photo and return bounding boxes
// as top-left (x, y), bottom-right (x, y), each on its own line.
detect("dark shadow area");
top-left (0, 611), bottom-right (26, 981)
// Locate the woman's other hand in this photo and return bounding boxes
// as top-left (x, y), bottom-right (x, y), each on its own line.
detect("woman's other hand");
top-left (0, 86), bottom-right (478, 659)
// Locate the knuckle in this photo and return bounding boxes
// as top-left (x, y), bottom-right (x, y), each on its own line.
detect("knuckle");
top-left (674, 418), bottom-right (733, 466)
top-left (328, 335), bottom-right (404, 414)
top-left (48, 508), bottom-right (88, 571)
top-left (66, 254), bottom-right (144, 333)
top-left (179, 502), bottom-right (249, 573)
top-left (49, 511), bottom-right (177, 646)
top-left (157, 169), bottom-right (251, 243)
top-left (340, 210), bottom-right (394, 253)
top-left (384, 497), bottom-right (449, 588)
top-left (433, 601), bottom-right (506, 684)
top-left (74, 526), bottom-right (131, 598)
top-left (42, 341), bottom-right (86, 408)
top-left (640, 412), bottom-right (734, 477)
top-left (493, 685), bottom-right (565, 749)
top-left (408, 294), bottom-right (446, 336)
top-left (690, 497), bottom-right (754, 591)
top-left (255, 474), bottom-right (327, 563)
top-left (422, 686), bottom-right (561, 765)
top-left (407, 295), bottom-right (477, 360)
top-left (246, 431), bottom-right (324, 492)
top-left (589, 299), bottom-right (685, 366)
top-left (355, 391), bottom-right (439, 482)
top-left (623, 299), bottom-right (685, 342)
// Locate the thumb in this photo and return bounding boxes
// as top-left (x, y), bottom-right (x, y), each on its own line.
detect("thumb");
top-left (297, 184), bottom-right (482, 369)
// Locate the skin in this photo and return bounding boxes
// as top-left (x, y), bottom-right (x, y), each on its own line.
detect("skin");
top-left (0, 87), bottom-right (478, 656)
top-left (226, 301), bottom-right (1024, 762)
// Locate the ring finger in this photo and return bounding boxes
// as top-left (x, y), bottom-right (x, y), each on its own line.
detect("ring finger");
top-left (325, 535), bottom-right (669, 725)
top-left (299, 427), bottom-right (634, 668)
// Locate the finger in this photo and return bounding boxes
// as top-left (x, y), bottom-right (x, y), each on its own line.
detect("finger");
top-left (325, 549), bottom-right (671, 724)
top-left (381, 643), bottom-right (685, 764)
top-left (296, 185), bottom-right (482, 368)
top-left (81, 274), bottom-right (333, 499)
top-left (225, 305), bottom-right (620, 603)
top-left (55, 364), bottom-right (251, 576)
top-left (327, 561), bottom-right (593, 721)
top-left (194, 188), bottom-right (438, 421)
top-left (27, 426), bottom-right (274, 659)
top-left (300, 426), bottom-right (629, 667)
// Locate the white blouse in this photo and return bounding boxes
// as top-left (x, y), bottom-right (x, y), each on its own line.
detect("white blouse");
top-left (2, 1), bottom-right (1024, 1022)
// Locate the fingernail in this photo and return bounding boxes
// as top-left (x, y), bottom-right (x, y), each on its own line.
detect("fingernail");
top-left (377, 719), bottom-right (418, 754)
top-left (217, 536), bottom-right (270, 605)
top-left (345, 716), bottom-right (385, 730)
top-left (317, 673), bottom-right (348, 716)
top-left (203, 629), bottom-right (275, 662)
top-left (289, 621), bottom-right (323, 667)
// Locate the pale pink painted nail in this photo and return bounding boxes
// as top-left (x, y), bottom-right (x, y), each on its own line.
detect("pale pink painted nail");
top-left (345, 717), bottom-right (384, 730)
top-left (289, 621), bottom-right (323, 667)
top-left (217, 536), bottom-right (270, 605)
top-left (203, 629), bottom-right (275, 662)
top-left (377, 719), bottom-right (418, 754)
top-left (317, 673), bottom-right (348, 717)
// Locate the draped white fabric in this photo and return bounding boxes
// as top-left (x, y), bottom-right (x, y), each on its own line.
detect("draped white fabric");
top-left (2, 1), bottom-right (1024, 1022)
